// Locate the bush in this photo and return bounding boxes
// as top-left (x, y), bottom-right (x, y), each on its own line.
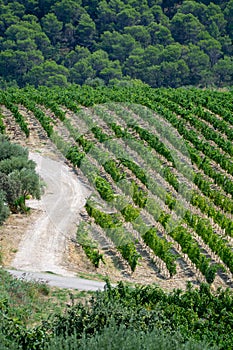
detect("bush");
top-left (46, 323), bottom-right (218, 350)
top-left (0, 190), bottom-right (10, 225)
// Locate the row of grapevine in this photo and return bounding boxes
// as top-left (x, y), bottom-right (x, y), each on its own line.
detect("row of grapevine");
top-left (151, 93), bottom-right (233, 157)
top-left (64, 108), bottom-right (222, 281)
top-left (0, 92), bottom-right (30, 137)
top-left (97, 104), bottom-right (233, 239)
top-left (83, 105), bottom-right (232, 282)
top-left (85, 202), bottom-right (140, 272)
top-left (130, 102), bottom-right (233, 195)
top-left (179, 88), bottom-right (233, 122)
top-left (184, 211), bottom-right (233, 274)
top-left (3, 85), bottom-right (233, 287)
top-left (76, 222), bottom-right (105, 268)
top-left (160, 89), bottom-right (233, 141)
top-left (117, 102), bottom-right (233, 210)
top-left (48, 108), bottom-right (181, 277)
top-left (0, 91), bottom-right (139, 274)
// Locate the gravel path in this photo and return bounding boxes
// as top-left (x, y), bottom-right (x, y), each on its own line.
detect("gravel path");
top-left (7, 269), bottom-right (106, 291)
top-left (11, 152), bottom-right (90, 276)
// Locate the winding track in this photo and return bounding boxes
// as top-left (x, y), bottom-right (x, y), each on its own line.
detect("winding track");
top-left (11, 152), bottom-right (91, 279)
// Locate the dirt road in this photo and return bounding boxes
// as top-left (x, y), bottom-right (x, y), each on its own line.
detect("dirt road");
top-left (7, 269), bottom-right (106, 291)
top-left (11, 152), bottom-right (91, 276)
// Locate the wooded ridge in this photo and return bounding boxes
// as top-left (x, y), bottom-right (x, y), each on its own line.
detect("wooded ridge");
top-left (0, 0), bottom-right (232, 88)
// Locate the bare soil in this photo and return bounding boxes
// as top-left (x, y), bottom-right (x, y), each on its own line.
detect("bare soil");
top-left (0, 210), bottom-right (41, 267)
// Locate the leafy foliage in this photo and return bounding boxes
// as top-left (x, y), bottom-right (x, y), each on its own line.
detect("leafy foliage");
top-left (94, 176), bottom-right (115, 202)
top-left (1, 84), bottom-right (233, 348)
top-left (0, 136), bottom-right (41, 218)
top-left (103, 159), bottom-right (125, 182)
top-left (76, 223), bottom-right (105, 268)
top-left (0, 190), bottom-right (10, 225)
top-left (3, 279), bottom-right (232, 349)
top-left (0, 0), bottom-right (232, 88)
top-left (143, 227), bottom-right (177, 276)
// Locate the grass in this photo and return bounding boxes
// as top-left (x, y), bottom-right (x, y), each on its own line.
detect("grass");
top-left (0, 269), bottom-right (92, 326)
top-left (76, 270), bottom-right (110, 282)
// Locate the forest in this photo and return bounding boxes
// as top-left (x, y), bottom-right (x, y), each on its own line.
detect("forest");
top-left (0, 0), bottom-right (232, 88)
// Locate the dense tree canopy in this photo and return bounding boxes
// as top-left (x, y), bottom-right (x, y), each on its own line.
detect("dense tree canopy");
top-left (0, 0), bottom-right (232, 88)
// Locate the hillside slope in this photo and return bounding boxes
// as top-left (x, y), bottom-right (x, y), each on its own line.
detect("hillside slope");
top-left (1, 85), bottom-right (233, 292)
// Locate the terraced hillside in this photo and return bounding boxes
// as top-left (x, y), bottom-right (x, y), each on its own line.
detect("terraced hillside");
top-left (1, 85), bottom-right (233, 290)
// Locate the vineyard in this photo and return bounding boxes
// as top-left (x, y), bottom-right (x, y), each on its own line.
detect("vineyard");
top-left (1, 85), bottom-right (233, 290)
